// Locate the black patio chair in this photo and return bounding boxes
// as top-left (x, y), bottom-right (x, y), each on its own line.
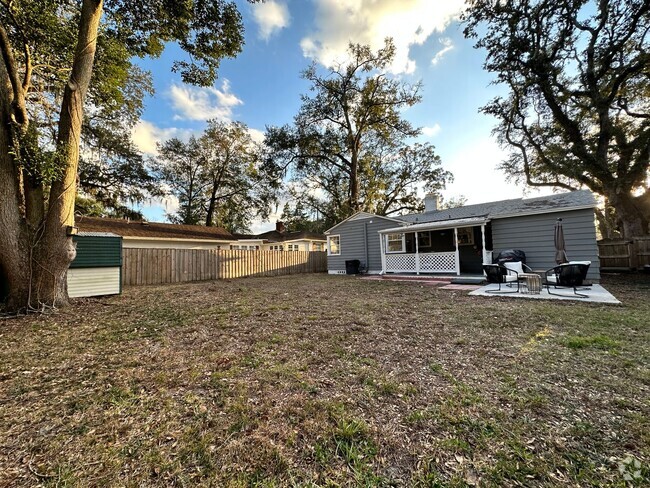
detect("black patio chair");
top-left (543, 261), bottom-right (592, 298)
top-left (483, 264), bottom-right (520, 293)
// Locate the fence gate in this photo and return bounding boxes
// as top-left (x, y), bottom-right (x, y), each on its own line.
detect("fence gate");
top-left (598, 236), bottom-right (650, 270)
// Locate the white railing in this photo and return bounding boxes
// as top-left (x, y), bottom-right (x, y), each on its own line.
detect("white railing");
top-left (385, 252), bottom-right (457, 274)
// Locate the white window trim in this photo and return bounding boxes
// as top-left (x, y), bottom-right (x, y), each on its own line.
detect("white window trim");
top-left (327, 235), bottom-right (341, 256)
top-left (385, 233), bottom-right (406, 253)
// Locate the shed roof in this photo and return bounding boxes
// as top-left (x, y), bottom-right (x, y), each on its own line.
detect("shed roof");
top-left (77, 216), bottom-right (234, 241)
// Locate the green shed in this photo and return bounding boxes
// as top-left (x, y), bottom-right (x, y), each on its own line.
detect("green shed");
top-left (67, 232), bottom-right (123, 298)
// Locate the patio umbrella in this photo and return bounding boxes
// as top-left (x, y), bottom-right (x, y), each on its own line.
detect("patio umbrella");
top-left (554, 219), bottom-right (569, 264)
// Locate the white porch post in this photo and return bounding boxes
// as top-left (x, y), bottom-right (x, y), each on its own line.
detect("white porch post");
top-left (379, 233), bottom-right (386, 274)
top-left (454, 227), bottom-right (461, 275)
top-left (481, 224), bottom-right (487, 264)
top-left (415, 231), bottom-right (420, 275)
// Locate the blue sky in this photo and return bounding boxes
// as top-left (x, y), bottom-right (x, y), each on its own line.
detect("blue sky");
top-left (132, 0), bottom-right (554, 231)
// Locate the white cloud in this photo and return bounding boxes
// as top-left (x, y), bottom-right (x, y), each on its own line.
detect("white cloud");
top-left (300, 0), bottom-right (465, 74)
top-left (248, 128), bottom-right (266, 144)
top-left (131, 120), bottom-right (189, 156)
top-left (440, 136), bottom-right (554, 204)
top-left (431, 37), bottom-right (454, 66)
top-left (422, 124), bottom-right (441, 137)
top-left (169, 79), bottom-right (243, 121)
top-left (252, 1), bottom-right (291, 40)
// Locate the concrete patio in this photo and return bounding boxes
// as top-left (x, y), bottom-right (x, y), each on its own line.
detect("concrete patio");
top-left (469, 283), bottom-right (621, 304)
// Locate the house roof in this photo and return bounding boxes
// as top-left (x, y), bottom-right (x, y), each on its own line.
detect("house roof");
top-left (397, 190), bottom-right (596, 224)
top-left (76, 216), bottom-right (234, 241)
top-left (324, 211), bottom-right (405, 234)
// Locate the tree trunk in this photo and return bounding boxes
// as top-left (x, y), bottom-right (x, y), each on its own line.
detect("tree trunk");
top-left (349, 149), bottom-right (360, 213)
top-left (607, 189), bottom-right (649, 238)
top-left (205, 183), bottom-right (218, 227)
top-left (0, 0), bottom-right (103, 311)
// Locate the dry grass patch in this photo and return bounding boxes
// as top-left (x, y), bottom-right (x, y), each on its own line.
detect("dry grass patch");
top-left (1, 274), bottom-right (649, 486)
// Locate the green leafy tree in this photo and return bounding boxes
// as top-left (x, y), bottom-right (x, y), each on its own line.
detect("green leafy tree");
top-left (0, 0), bottom-right (256, 311)
top-left (439, 195), bottom-right (468, 210)
top-left (155, 137), bottom-right (207, 226)
top-left (464, 0), bottom-right (650, 237)
top-left (280, 201), bottom-right (324, 233)
top-left (155, 120), bottom-right (278, 232)
top-left (266, 39), bottom-right (450, 224)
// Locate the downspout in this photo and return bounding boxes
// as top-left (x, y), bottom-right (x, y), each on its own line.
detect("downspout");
top-left (379, 231), bottom-right (386, 275)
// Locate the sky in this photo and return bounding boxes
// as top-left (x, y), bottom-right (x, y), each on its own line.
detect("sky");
top-left (130, 0), bottom-right (555, 232)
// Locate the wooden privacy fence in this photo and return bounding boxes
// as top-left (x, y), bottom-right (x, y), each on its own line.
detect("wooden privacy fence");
top-left (598, 236), bottom-right (650, 270)
top-left (122, 249), bottom-right (328, 286)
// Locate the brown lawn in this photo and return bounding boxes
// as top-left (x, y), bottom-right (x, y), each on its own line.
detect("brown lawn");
top-left (0, 274), bottom-right (648, 487)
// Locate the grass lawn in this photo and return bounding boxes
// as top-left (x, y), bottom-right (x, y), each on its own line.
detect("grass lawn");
top-left (1, 274), bottom-right (648, 487)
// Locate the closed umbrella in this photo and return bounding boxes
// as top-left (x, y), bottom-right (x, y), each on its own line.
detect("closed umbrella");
top-left (554, 219), bottom-right (569, 264)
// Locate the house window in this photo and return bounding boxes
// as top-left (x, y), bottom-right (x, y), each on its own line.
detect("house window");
top-left (328, 235), bottom-right (340, 255)
top-left (386, 233), bottom-right (405, 253)
top-left (456, 228), bottom-right (475, 246)
top-left (417, 232), bottom-right (431, 248)
top-left (270, 244), bottom-right (284, 251)
top-left (313, 242), bottom-right (324, 251)
top-left (288, 244), bottom-right (300, 251)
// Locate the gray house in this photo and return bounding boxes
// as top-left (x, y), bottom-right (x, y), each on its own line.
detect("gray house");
top-left (325, 190), bottom-right (600, 281)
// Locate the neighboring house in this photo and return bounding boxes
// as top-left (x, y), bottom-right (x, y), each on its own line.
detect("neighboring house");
top-left (325, 190), bottom-right (600, 281)
top-left (234, 222), bottom-right (327, 252)
top-left (77, 216), bottom-right (234, 249)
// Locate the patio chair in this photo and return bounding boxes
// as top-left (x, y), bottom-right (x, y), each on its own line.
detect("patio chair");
top-left (543, 261), bottom-right (592, 298)
top-left (483, 264), bottom-right (520, 293)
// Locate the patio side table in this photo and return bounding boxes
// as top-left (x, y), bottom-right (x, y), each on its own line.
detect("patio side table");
top-left (519, 272), bottom-right (542, 294)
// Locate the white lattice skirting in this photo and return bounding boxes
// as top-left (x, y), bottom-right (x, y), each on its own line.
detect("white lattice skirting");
top-left (385, 252), bottom-right (456, 273)
top-left (419, 252), bottom-right (456, 272)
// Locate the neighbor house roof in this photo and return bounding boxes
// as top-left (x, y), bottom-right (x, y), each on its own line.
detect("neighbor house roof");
top-left (77, 216), bottom-right (234, 241)
top-left (254, 229), bottom-right (326, 242)
top-left (397, 190), bottom-right (596, 224)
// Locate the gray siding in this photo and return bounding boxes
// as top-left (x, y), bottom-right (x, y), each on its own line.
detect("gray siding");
top-left (328, 217), bottom-right (401, 272)
top-left (491, 209), bottom-right (600, 281)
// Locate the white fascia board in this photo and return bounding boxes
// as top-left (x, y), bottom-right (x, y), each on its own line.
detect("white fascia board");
top-left (378, 217), bottom-right (489, 234)
top-left (235, 238), bottom-right (265, 243)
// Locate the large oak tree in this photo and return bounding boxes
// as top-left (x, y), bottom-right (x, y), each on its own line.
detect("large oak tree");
top-left (0, 0), bottom-right (256, 311)
top-left (464, 0), bottom-right (650, 237)
top-left (266, 39), bottom-right (451, 228)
